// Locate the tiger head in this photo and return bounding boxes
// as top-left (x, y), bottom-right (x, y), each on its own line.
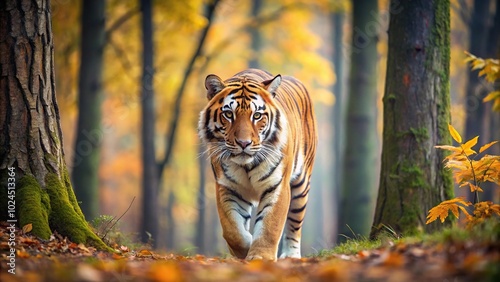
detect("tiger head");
top-left (199, 74), bottom-right (287, 166)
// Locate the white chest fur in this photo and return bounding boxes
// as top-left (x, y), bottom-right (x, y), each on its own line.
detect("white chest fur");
top-left (216, 157), bottom-right (285, 203)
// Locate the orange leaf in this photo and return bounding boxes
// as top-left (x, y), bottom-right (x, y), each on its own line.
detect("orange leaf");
top-left (435, 145), bottom-right (461, 152)
top-left (448, 124), bottom-right (462, 143)
top-left (479, 141), bottom-right (499, 153)
top-left (22, 223), bottom-right (33, 234)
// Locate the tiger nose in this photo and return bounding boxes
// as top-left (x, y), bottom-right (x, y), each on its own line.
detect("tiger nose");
top-left (236, 139), bottom-right (252, 149)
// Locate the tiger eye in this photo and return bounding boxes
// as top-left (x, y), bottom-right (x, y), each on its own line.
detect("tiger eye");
top-left (253, 112), bottom-right (262, 120)
top-left (223, 111), bottom-right (233, 119)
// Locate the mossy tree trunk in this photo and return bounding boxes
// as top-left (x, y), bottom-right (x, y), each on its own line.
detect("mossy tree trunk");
top-left (338, 0), bottom-right (379, 242)
top-left (0, 0), bottom-right (108, 250)
top-left (72, 0), bottom-right (106, 221)
top-left (371, 0), bottom-right (453, 238)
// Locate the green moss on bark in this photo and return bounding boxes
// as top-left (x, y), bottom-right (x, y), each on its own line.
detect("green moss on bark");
top-left (45, 172), bottom-right (110, 251)
top-left (17, 175), bottom-right (52, 239)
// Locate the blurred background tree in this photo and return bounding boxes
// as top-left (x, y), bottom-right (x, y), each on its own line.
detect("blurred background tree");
top-left (50, 0), bottom-right (498, 255)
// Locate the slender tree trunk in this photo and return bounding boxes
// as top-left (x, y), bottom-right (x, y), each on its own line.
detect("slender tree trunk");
top-left (330, 10), bottom-right (345, 243)
top-left (71, 0), bottom-right (106, 221)
top-left (165, 190), bottom-right (175, 249)
top-left (140, 0), bottom-right (158, 246)
top-left (371, 0), bottom-right (453, 238)
top-left (157, 0), bottom-right (219, 180)
top-left (338, 0), bottom-right (379, 242)
top-left (482, 0), bottom-right (500, 202)
top-left (0, 0), bottom-right (107, 249)
top-left (195, 145), bottom-right (207, 254)
top-left (249, 0), bottom-right (262, 69)
top-left (464, 0), bottom-right (490, 147)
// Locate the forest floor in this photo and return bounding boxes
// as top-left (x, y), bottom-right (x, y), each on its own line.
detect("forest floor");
top-left (1, 221), bottom-right (499, 282)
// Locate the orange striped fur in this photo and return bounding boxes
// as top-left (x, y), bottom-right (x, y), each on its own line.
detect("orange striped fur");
top-left (198, 69), bottom-right (317, 260)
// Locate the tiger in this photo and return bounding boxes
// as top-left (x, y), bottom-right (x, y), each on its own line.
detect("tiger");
top-left (198, 69), bottom-right (317, 261)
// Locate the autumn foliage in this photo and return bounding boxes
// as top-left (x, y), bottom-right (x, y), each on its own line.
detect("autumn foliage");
top-left (427, 124), bottom-right (500, 227)
top-left (464, 52), bottom-right (500, 111)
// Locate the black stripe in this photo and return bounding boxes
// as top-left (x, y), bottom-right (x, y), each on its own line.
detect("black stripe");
top-left (256, 203), bottom-right (272, 218)
top-left (263, 111), bottom-right (273, 139)
top-left (286, 236), bottom-right (299, 243)
top-left (204, 109), bottom-right (211, 129)
top-left (258, 156), bottom-right (283, 182)
top-left (222, 164), bottom-right (239, 184)
top-left (291, 174), bottom-right (306, 189)
top-left (224, 198), bottom-right (246, 212)
top-left (259, 178), bottom-right (283, 202)
top-left (292, 184), bottom-right (310, 200)
top-left (229, 208), bottom-right (251, 221)
top-left (287, 216), bottom-right (303, 224)
top-left (210, 163), bottom-right (217, 178)
top-left (255, 215), bottom-right (264, 224)
top-left (229, 88), bottom-right (241, 95)
top-left (290, 203), bottom-right (307, 214)
top-left (223, 186), bottom-right (252, 207)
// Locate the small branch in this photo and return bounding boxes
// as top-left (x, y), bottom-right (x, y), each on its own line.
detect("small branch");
top-left (460, 144), bottom-right (479, 204)
top-left (107, 37), bottom-right (136, 80)
top-left (157, 0), bottom-right (221, 182)
top-left (105, 8), bottom-right (140, 43)
top-left (200, 2), bottom-right (306, 71)
top-left (102, 197), bottom-right (136, 240)
top-left (451, 0), bottom-right (470, 26)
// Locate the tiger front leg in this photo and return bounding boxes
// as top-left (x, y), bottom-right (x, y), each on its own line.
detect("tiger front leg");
top-left (216, 184), bottom-right (253, 259)
top-left (246, 183), bottom-right (290, 261)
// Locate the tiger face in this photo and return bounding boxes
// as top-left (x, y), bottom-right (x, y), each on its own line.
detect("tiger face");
top-left (199, 74), bottom-right (286, 166)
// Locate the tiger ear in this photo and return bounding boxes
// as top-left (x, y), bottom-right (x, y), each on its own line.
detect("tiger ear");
top-left (205, 74), bottom-right (225, 100)
top-left (262, 75), bottom-right (281, 97)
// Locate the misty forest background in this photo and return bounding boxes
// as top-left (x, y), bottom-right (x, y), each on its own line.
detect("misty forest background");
top-left (51, 0), bottom-right (499, 256)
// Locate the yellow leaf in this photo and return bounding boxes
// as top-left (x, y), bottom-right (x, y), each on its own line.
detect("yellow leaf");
top-left (479, 141), bottom-right (499, 153)
top-left (483, 91), bottom-right (500, 102)
top-left (426, 197), bottom-right (472, 224)
top-left (467, 182), bottom-right (483, 193)
top-left (22, 223), bottom-right (33, 234)
top-left (448, 124), bottom-right (462, 143)
top-left (435, 145), bottom-right (462, 152)
top-left (462, 136), bottom-right (478, 149)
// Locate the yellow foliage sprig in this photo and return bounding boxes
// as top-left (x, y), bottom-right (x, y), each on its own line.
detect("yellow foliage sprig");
top-left (427, 124), bottom-right (500, 227)
top-left (464, 51), bottom-right (500, 111)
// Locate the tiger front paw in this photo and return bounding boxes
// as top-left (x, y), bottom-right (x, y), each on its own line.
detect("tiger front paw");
top-left (246, 251), bottom-right (276, 261)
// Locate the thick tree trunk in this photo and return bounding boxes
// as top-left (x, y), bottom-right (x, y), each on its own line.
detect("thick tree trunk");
top-left (72, 0), bottom-right (106, 221)
top-left (0, 0), bottom-right (107, 249)
top-left (338, 0), bottom-right (379, 242)
top-left (140, 0), bottom-right (159, 246)
top-left (371, 0), bottom-right (453, 238)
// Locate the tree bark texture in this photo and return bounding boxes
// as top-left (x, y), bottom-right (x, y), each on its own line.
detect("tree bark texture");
top-left (72, 0), bottom-right (106, 221)
top-left (371, 0), bottom-right (454, 238)
top-left (0, 0), bottom-right (107, 249)
top-left (338, 0), bottom-right (379, 242)
top-left (140, 0), bottom-right (159, 246)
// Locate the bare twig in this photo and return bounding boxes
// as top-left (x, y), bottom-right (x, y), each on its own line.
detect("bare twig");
top-left (101, 197), bottom-right (136, 240)
top-left (157, 0), bottom-right (221, 182)
top-left (200, 2), bottom-right (307, 71)
top-left (105, 8), bottom-right (140, 43)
